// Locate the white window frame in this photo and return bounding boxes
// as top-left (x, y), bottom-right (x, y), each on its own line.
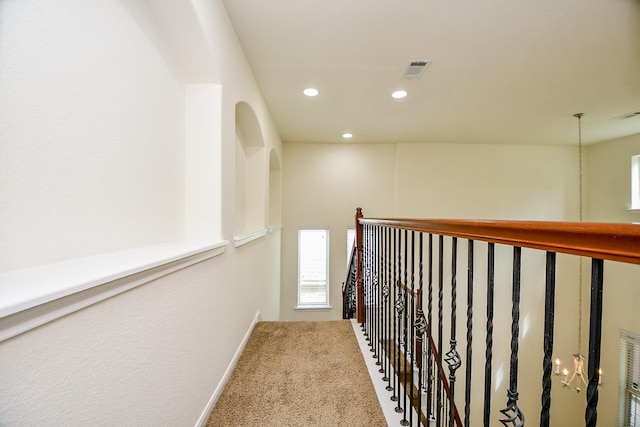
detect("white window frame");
top-left (631, 155), bottom-right (640, 210)
top-left (296, 227), bottom-right (331, 309)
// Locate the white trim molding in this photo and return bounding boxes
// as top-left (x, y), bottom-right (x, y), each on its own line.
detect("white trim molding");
top-left (268, 225), bottom-right (283, 234)
top-left (233, 229), bottom-right (267, 247)
top-left (195, 311), bottom-right (262, 427)
top-left (0, 240), bottom-right (228, 342)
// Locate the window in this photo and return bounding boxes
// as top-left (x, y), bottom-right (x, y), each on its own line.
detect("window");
top-left (619, 330), bottom-right (640, 426)
top-left (631, 155), bottom-right (640, 210)
top-left (297, 228), bottom-right (330, 308)
top-left (346, 227), bottom-right (356, 265)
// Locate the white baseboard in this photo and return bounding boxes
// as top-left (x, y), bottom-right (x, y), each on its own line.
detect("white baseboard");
top-left (195, 311), bottom-right (262, 427)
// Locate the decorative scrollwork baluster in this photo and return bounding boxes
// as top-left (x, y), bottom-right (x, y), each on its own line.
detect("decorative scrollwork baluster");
top-left (499, 246), bottom-right (525, 427)
top-left (445, 237), bottom-right (460, 427)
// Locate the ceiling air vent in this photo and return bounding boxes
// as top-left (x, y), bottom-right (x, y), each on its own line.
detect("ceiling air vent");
top-left (613, 111), bottom-right (640, 120)
top-left (401, 60), bottom-right (431, 80)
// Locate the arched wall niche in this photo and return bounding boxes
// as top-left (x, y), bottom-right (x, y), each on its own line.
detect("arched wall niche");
top-left (269, 149), bottom-right (282, 227)
top-left (235, 101), bottom-right (266, 237)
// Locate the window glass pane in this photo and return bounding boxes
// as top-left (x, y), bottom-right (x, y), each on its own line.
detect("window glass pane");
top-left (347, 227), bottom-right (356, 264)
top-left (298, 228), bottom-right (329, 305)
top-left (632, 155), bottom-right (640, 209)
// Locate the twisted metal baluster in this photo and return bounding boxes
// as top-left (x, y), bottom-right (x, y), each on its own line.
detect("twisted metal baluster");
top-left (426, 234), bottom-right (435, 421)
top-left (362, 224), bottom-right (370, 334)
top-left (390, 229), bottom-right (398, 396)
top-left (394, 231), bottom-right (404, 413)
top-left (499, 246), bottom-right (525, 427)
top-left (585, 259), bottom-right (604, 427)
top-left (540, 251), bottom-right (556, 427)
top-left (378, 227), bottom-right (387, 373)
top-left (483, 243), bottom-right (495, 427)
top-left (400, 230), bottom-right (410, 426)
top-left (436, 235), bottom-right (444, 427)
top-left (375, 226), bottom-right (382, 363)
top-left (408, 231), bottom-right (416, 427)
top-left (385, 228), bottom-right (393, 391)
top-left (370, 226), bottom-right (378, 355)
top-left (415, 232), bottom-right (425, 427)
top-left (464, 240), bottom-right (474, 427)
top-left (445, 238), bottom-right (461, 427)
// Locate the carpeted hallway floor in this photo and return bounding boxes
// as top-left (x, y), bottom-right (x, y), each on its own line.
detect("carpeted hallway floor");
top-left (206, 320), bottom-right (387, 426)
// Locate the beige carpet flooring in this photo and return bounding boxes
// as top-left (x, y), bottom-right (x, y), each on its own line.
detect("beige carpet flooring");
top-left (206, 320), bottom-right (387, 427)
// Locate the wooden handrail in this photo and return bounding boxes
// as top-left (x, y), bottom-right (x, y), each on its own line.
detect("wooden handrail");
top-left (359, 218), bottom-right (640, 265)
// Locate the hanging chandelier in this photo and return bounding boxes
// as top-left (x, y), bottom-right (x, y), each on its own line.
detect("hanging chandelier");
top-left (554, 113), bottom-right (603, 392)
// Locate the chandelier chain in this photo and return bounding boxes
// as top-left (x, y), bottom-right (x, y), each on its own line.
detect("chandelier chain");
top-left (575, 113), bottom-right (584, 353)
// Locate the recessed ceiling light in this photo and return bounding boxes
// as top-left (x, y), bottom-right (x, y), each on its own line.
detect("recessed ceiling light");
top-left (303, 88), bottom-right (319, 97)
top-left (392, 90), bottom-right (407, 99)
top-left (342, 133), bottom-right (353, 139)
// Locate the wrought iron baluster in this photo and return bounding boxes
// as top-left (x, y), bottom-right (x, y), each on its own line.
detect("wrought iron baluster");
top-left (540, 251), bottom-right (556, 427)
top-left (499, 246), bottom-right (524, 427)
top-left (362, 224), bottom-right (369, 334)
top-left (369, 226), bottom-right (377, 354)
top-left (445, 238), bottom-right (461, 427)
top-left (378, 226), bottom-right (386, 373)
top-left (368, 224), bottom-right (374, 336)
top-left (427, 234), bottom-right (434, 422)
top-left (464, 240), bottom-right (474, 427)
top-left (385, 228), bottom-right (393, 391)
top-left (436, 235), bottom-right (444, 427)
top-left (391, 229), bottom-right (399, 400)
top-left (483, 242), bottom-right (495, 427)
top-left (415, 232), bottom-right (425, 427)
top-left (375, 225), bottom-right (382, 362)
top-left (401, 230), bottom-right (410, 425)
top-left (394, 229), bottom-right (405, 413)
top-left (585, 258), bottom-right (604, 427)
top-left (408, 230), bottom-right (416, 427)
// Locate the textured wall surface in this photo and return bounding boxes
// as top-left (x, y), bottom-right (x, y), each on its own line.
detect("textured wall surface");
top-left (0, 0), bottom-right (282, 425)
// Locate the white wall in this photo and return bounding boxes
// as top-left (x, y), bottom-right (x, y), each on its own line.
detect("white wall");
top-left (281, 143), bottom-right (397, 321)
top-left (0, 0), bottom-right (282, 425)
top-left (0, 0), bottom-right (186, 271)
top-left (396, 143), bottom-right (579, 220)
top-left (282, 141), bottom-right (578, 321)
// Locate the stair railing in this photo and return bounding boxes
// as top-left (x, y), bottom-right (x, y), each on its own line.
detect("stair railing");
top-left (347, 208), bottom-right (640, 427)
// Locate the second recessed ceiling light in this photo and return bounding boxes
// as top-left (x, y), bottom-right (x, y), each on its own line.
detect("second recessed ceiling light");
top-left (392, 90), bottom-right (407, 99)
top-left (304, 88), bottom-right (319, 96)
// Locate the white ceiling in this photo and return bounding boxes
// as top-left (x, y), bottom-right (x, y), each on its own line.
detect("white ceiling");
top-left (221, 0), bottom-right (640, 146)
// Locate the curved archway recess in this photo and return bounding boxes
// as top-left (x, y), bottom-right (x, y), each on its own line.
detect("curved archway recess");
top-left (235, 102), bottom-right (265, 235)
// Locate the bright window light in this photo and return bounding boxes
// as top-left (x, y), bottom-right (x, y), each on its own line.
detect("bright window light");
top-left (297, 228), bottom-right (329, 306)
top-left (303, 88), bottom-right (319, 97)
top-left (392, 90), bottom-right (407, 99)
top-left (632, 155), bottom-right (640, 210)
top-left (346, 227), bottom-right (356, 265)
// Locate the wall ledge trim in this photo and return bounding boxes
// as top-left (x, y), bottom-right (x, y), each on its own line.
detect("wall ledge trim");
top-left (0, 240), bottom-right (228, 342)
top-left (233, 229), bottom-right (267, 247)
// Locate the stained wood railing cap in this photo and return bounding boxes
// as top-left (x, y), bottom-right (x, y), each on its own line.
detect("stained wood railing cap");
top-left (358, 217), bottom-right (640, 265)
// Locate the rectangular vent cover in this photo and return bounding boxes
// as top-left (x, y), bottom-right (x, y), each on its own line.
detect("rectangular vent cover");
top-left (401, 60), bottom-right (431, 80)
top-left (614, 111), bottom-right (640, 120)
